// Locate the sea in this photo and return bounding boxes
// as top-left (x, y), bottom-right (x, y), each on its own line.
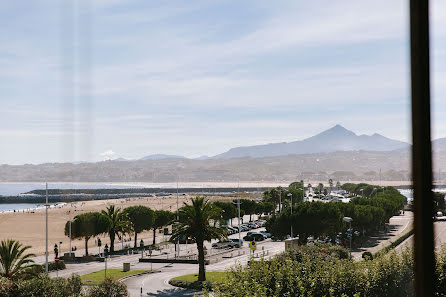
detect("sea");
top-left (0, 182), bottom-right (440, 213)
top-left (0, 182), bottom-right (151, 213)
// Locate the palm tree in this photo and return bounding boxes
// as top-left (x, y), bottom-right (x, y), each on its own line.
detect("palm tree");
top-left (170, 197), bottom-right (226, 281)
top-left (0, 239), bottom-right (36, 279)
top-left (101, 205), bottom-right (131, 253)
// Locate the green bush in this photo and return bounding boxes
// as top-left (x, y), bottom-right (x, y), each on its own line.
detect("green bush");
top-left (209, 247), bottom-right (418, 297)
top-left (276, 243), bottom-right (350, 263)
top-left (169, 279), bottom-right (213, 290)
top-left (48, 260), bottom-right (66, 271)
top-left (362, 251), bottom-right (373, 260)
top-left (87, 277), bottom-right (129, 297)
top-left (15, 274), bottom-right (82, 297)
top-left (0, 274), bottom-right (128, 297)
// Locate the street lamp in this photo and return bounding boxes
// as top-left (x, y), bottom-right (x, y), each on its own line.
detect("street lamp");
top-left (343, 217), bottom-right (353, 258)
top-left (68, 217), bottom-right (77, 257)
top-left (45, 183), bottom-right (49, 273)
top-left (287, 193), bottom-right (293, 239)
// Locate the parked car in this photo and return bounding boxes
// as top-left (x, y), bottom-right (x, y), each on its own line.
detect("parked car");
top-left (317, 236), bottom-right (331, 244)
top-left (227, 227), bottom-right (234, 235)
top-left (259, 231), bottom-right (272, 238)
top-left (228, 226), bottom-right (238, 233)
top-left (243, 233), bottom-right (265, 242)
top-left (212, 240), bottom-right (237, 249)
top-left (248, 223), bottom-right (258, 229)
top-left (229, 238), bottom-right (243, 248)
top-left (246, 231), bottom-right (265, 238)
top-left (240, 225), bottom-right (249, 231)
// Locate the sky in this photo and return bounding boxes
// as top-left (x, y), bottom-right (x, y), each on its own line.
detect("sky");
top-left (1, 0), bottom-right (446, 164)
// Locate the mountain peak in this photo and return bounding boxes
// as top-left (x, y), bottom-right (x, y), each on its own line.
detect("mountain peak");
top-left (316, 124), bottom-right (356, 137)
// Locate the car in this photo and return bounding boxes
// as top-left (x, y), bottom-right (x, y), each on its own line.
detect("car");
top-left (229, 238), bottom-right (243, 248)
top-left (240, 225), bottom-right (249, 231)
top-left (227, 227), bottom-right (234, 235)
top-left (247, 231), bottom-right (267, 239)
top-left (243, 233), bottom-right (265, 242)
top-left (227, 226), bottom-right (238, 233)
top-left (259, 231), bottom-right (272, 238)
top-left (248, 223), bottom-right (258, 229)
top-left (212, 240), bottom-right (237, 249)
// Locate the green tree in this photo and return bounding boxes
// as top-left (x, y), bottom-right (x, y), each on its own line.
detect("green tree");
top-left (239, 199), bottom-right (258, 221)
top-left (214, 201), bottom-right (238, 225)
top-left (123, 206), bottom-right (154, 248)
top-left (263, 188), bottom-right (280, 213)
top-left (170, 197), bottom-right (226, 281)
top-left (101, 205), bottom-right (131, 252)
top-left (318, 183), bottom-right (324, 197)
top-left (0, 239), bottom-right (36, 279)
top-left (336, 181), bottom-right (341, 189)
top-left (65, 212), bottom-right (111, 256)
top-left (329, 179), bottom-right (334, 193)
top-left (152, 210), bottom-right (174, 245)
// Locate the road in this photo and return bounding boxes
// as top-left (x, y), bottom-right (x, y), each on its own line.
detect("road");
top-left (351, 211), bottom-right (413, 259)
top-left (123, 239), bottom-right (285, 297)
top-left (395, 219), bottom-right (446, 253)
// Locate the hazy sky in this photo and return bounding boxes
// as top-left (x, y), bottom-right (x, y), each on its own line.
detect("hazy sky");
top-left (1, 0), bottom-right (446, 164)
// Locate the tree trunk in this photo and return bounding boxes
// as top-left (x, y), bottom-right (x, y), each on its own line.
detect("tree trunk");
top-left (197, 240), bottom-right (206, 281)
top-left (134, 232), bottom-right (138, 248)
top-left (249, 214), bottom-right (252, 222)
top-left (110, 232), bottom-right (115, 252)
top-left (85, 237), bottom-right (89, 256)
top-left (153, 228), bottom-right (156, 245)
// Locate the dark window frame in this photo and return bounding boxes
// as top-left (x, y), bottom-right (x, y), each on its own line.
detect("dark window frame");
top-left (410, 0), bottom-right (435, 296)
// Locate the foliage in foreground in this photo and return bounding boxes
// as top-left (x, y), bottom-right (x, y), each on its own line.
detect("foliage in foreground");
top-left (0, 239), bottom-right (36, 279)
top-left (87, 277), bottom-right (129, 297)
top-left (208, 246), bottom-right (423, 297)
top-left (0, 274), bottom-right (128, 297)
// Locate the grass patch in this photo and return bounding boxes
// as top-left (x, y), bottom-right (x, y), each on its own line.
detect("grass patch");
top-left (169, 272), bottom-right (226, 290)
top-left (80, 269), bottom-right (149, 285)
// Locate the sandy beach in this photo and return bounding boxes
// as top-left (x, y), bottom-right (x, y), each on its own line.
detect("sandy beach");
top-left (0, 194), bottom-right (234, 256)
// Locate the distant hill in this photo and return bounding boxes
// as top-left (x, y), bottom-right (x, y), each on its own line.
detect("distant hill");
top-left (433, 138), bottom-right (446, 151)
top-left (139, 154), bottom-right (186, 160)
top-left (213, 125), bottom-right (409, 159)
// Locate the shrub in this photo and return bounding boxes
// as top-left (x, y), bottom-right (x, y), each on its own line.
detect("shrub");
top-left (362, 251), bottom-right (373, 260)
top-left (0, 277), bottom-right (15, 297)
top-left (209, 247), bottom-right (417, 297)
top-left (16, 274), bottom-right (83, 297)
top-left (169, 279), bottom-right (213, 290)
top-left (87, 277), bottom-right (129, 297)
top-left (48, 260), bottom-right (66, 271)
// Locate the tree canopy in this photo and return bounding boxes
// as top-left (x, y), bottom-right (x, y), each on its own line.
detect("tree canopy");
top-left (65, 212), bottom-right (111, 256)
top-left (123, 205), bottom-right (154, 248)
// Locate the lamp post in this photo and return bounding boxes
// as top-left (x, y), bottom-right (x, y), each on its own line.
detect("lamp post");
top-left (343, 217), bottom-right (353, 258)
top-left (279, 187), bottom-right (282, 213)
top-left (176, 179), bottom-right (180, 258)
top-left (45, 183), bottom-right (49, 273)
top-left (68, 218), bottom-right (77, 257)
top-left (287, 193), bottom-right (293, 239)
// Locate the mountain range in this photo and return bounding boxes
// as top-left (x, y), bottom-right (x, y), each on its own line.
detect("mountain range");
top-left (4, 124), bottom-right (446, 182)
top-left (122, 125), bottom-right (413, 161)
top-left (212, 125), bottom-right (409, 159)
